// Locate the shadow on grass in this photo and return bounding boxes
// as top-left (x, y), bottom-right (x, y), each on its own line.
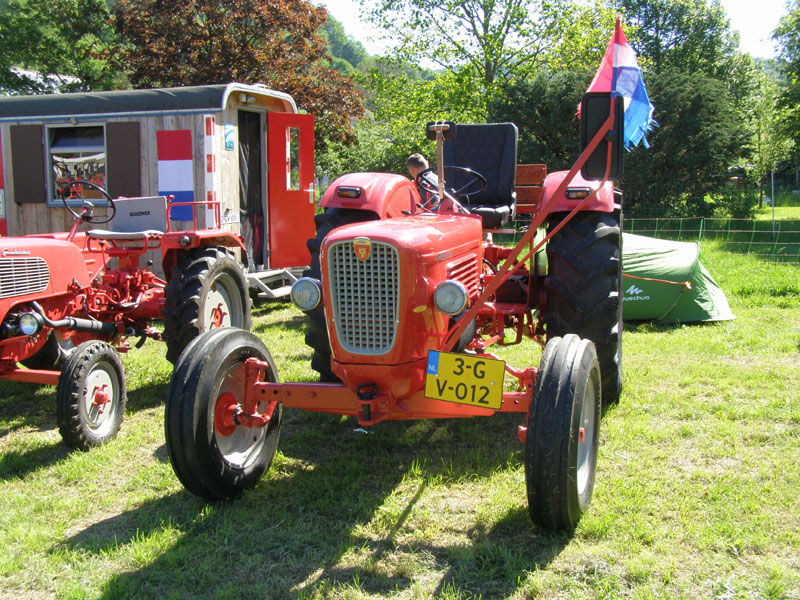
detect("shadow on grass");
top-left (59, 412), bottom-right (570, 599)
top-left (0, 378), bottom-right (168, 478)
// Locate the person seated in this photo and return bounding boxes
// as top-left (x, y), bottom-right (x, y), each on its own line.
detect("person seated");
top-left (406, 153), bottom-right (439, 208)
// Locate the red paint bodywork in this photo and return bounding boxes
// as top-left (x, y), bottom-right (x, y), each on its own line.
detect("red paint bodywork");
top-left (227, 101), bottom-right (622, 430)
top-left (540, 170), bottom-right (615, 214)
top-left (320, 173), bottom-right (420, 218)
top-left (0, 200), bottom-right (244, 384)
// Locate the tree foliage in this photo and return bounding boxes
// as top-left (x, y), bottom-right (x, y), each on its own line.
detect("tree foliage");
top-left (112, 0), bottom-right (364, 146)
top-left (622, 68), bottom-right (747, 216)
top-left (363, 0), bottom-right (613, 100)
top-left (488, 69), bottom-right (592, 169)
top-left (0, 0), bottom-right (120, 94)
top-left (774, 0), bottom-right (800, 162)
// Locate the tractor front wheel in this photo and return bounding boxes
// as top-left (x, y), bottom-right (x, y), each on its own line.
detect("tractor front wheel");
top-left (164, 327), bottom-right (282, 500)
top-left (525, 334), bottom-right (601, 530)
top-left (56, 341), bottom-right (126, 450)
top-left (163, 246), bottom-right (251, 364)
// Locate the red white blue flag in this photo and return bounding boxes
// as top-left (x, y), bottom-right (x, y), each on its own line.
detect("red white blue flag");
top-left (585, 17), bottom-right (655, 149)
top-left (156, 129), bottom-right (194, 220)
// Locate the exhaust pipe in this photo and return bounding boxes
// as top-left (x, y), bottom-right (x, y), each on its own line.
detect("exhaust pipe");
top-left (29, 302), bottom-right (119, 336)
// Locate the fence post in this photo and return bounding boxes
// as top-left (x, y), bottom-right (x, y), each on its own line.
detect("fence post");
top-left (698, 218), bottom-right (704, 242)
top-left (747, 220), bottom-right (756, 254)
top-left (654, 218), bottom-right (659, 238)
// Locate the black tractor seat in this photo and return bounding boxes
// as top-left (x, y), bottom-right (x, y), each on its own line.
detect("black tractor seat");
top-left (442, 122), bottom-right (518, 229)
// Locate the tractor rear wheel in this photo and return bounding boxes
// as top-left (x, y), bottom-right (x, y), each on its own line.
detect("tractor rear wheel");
top-left (164, 328), bottom-right (282, 500)
top-left (56, 340), bottom-right (126, 450)
top-left (303, 208), bottom-right (377, 381)
top-left (525, 334), bottom-right (601, 530)
top-left (545, 211), bottom-right (622, 406)
top-left (163, 246), bottom-right (251, 364)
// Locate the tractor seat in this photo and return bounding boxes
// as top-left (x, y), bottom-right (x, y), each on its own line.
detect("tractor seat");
top-left (87, 196), bottom-right (168, 241)
top-left (443, 123), bottom-right (518, 229)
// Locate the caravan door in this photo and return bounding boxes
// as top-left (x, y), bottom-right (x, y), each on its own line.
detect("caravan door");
top-left (266, 112), bottom-right (315, 269)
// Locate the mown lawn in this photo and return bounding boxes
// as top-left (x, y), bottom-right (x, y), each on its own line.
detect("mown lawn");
top-left (0, 242), bottom-right (798, 599)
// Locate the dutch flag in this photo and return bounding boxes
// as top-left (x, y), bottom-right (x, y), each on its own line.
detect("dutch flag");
top-left (584, 17), bottom-right (655, 149)
top-left (157, 130), bottom-right (195, 220)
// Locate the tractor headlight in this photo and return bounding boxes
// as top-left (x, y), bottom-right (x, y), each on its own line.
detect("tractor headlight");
top-left (433, 280), bottom-right (468, 316)
top-left (290, 277), bottom-right (322, 311)
top-left (19, 312), bottom-right (44, 336)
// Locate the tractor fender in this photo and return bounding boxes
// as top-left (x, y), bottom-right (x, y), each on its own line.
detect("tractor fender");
top-left (320, 172), bottom-right (420, 220)
top-left (161, 230), bottom-right (247, 279)
top-left (539, 170), bottom-right (615, 216)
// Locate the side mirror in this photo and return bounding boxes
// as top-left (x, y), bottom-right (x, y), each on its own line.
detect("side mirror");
top-left (580, 92), bottom-right (624, 180)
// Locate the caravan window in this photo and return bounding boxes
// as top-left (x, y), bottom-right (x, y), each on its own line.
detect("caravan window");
top-left (47, 125), bottom-right (107, 206)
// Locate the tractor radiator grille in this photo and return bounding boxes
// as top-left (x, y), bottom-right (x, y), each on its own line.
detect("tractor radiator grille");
top-left (0, 257), bottom-right (50, 299)
top-left (329, 240), bottom-right (399, 355)
top-left (447, 253), bottom-right (480, 297)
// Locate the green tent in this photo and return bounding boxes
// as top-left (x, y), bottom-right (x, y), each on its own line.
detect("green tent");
top-left (622, 233), bottom-right (735, 323)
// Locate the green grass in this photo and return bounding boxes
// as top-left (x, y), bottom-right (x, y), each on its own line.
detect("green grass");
top-left (1, 247), bottom-right (798, 599)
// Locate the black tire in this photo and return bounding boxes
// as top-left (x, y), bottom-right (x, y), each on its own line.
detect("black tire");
top-left (545, 210), bottom-right (622, 406)
top-left (56, 340), bottom-right (126, 450)
top-left (164, 328), bottom-right (282, 500)
top-left (303, 208), bottom-right (377, 381)
top-left (163, 246), bottom-right (251, 364)
top-left (525, 334), bottom-right (601, 530)
top-left (20, 331), bottom-right (74, 371)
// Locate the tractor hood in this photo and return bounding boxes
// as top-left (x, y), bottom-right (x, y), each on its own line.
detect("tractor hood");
top-left (0, 237), bottom-right (93, 304)
top-left (319, 213), bottom-right (484, 400)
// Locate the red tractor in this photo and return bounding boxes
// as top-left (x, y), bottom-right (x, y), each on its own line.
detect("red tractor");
top-left (164, 93), bottom-right (624, 530)
top-left (0, 181), bottom-right (250, 450)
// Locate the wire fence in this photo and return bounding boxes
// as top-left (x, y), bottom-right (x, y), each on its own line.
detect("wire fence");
top-left (624, 217), bottom-right (800, 263)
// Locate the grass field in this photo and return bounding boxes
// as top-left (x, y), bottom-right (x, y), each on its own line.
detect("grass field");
top-left (0, 242), bottom-right (798, 599)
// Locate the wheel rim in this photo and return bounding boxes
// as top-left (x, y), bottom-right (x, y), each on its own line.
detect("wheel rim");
top-left (81, 362), bottom-right (119, 436)
top-left (576, 375), bottom-right (597, 495)
top-left (212, 361), bottom-right (268, 469)
top-left (204, 272), bottom-right (242, 329)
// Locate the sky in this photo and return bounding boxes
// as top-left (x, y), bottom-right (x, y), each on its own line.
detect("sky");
top-left (317, 0), bottom-right (791, 59)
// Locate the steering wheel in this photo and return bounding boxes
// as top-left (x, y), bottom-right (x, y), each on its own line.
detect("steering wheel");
top-left (59, 180), bottom-right (117, 224)
top-left (416, 166), bottom-right (487, 204)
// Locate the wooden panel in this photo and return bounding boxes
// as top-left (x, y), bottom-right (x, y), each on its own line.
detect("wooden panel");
top-left (515, 187), bottom-right (543, 214)
top-left (107, 121), bottom-right (141, 197)
top-left (10, 124), bottom-right (46, 204)
top-left (516, 163), bottom-right (547, 185)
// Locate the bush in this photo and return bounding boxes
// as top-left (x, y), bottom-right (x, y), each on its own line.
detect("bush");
top-left (713, 186), bottom-right (758, 218)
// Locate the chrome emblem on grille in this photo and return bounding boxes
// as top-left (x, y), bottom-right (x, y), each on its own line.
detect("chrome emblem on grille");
top-left (353, 237), bottom-right (372, 261)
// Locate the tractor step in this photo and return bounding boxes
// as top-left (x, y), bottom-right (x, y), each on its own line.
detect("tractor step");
top-left (246, 268), bottom-right (302, 300)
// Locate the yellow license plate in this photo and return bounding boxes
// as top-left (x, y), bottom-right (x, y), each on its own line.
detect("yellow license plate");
top-left (424, 351), bottom-right (505, 410)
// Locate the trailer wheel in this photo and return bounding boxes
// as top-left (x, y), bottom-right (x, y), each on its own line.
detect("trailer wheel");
top-left (20, 331), bottom-right (74, 371)
top-left (56, 341), bottom-right (126, 450)
top-left (163, 246), bottom-right (251, 364)
top-left (525, 334), bottom-right (600, 530)
top-left (165, 328), bottom-right (282, 500)
top-left (545, 211), bottom-right (622, 405)
top-left (303, 208), bottom-right (377, 381)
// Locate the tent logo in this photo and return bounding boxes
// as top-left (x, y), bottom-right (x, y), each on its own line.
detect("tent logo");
top-left (624, 284), bottom-right (649, 301)
top-left (626, 284), bottom-right (644, 295)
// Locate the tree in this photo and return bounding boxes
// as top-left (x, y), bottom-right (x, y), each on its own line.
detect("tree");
top-left (621, 68), bottom-right (747, 216)
top-left (774, 0), bottom-right (800, 163)
top-left (0, 0), bottom-right (120, 94)
top-left (613, 0), bottom-right (738, 76)
top-left (362, 0), bottom-right (615, 110)
top-left (749, 73), bottom-right (794, 206)
top-left (488, 69), bottom-right (592, 169)
top-left (112, 0), bottom-right (364, 147)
